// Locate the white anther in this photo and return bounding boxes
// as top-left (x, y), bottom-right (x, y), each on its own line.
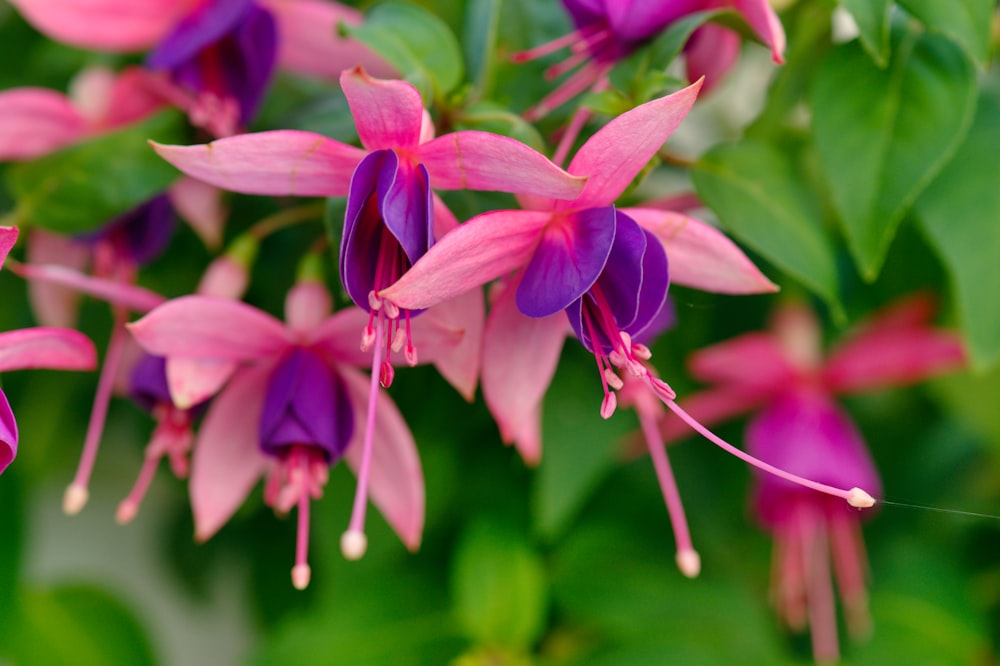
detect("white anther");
top-left (341, 530), bottom-right (368, 560)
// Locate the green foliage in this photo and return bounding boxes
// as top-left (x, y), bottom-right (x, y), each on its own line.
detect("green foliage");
top-left (898, 0), bottom-right (995, 65)
top-left (839, 0), bottom-right (892, 66)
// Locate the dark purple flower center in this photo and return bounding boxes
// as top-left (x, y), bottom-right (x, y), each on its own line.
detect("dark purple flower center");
top-left (561, 0), bottom-right (704, 62)
top-left (79, 194), bottom-right (176, 266)
top-left (260, 347), bottom-right (354, 464)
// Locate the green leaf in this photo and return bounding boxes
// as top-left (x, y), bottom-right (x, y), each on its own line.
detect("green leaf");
top-left (839, 0), bottom-right (892, 66)
top-left (0, 470), bottom-right (23, 647)
top-left (533, 349), bottom-right (638, 540)
top-left (811, 29), bottom-right (976, 280)
top-left (344, 2), bottom-right (464, 103)
top-left (451, 520), bottom-right (548, 648)
top-left (915, 90), bottom-right (1000, 370)
top-left (610, 11), bottom-right (719, 95)
top-left (691, 141), bottom-right (841, 311)
top-left (898, 0), bottom-right (994, 65)
top-left (2, 585), bottom-right (155, 665)
top-left (5, 110), bottom-right (187, 234)
top-left (463, 0), bottom-right (502, 99)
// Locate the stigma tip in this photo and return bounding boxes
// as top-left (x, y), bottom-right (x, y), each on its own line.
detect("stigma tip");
top-left (846, 487), bottom-right (876, 509)
top-left (291, 564), bottom-right (312, 590)
top-left (62, 484), bottom-right (89, 515)
top-left (341, 530), bottom-right (368, 560)
top-left (676, 549), bottom-right (701, 578)
top-left (115, 500), bottom-right (138, 525)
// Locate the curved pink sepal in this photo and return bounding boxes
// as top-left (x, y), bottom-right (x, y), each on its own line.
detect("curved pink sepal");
top-left (426, 289), bottom-right (485, 402)
top-left (624, 207), bottom-right (777, 294)
top-left (10, 260), bottom-right (164, 313)
top-left (168, 177), bottom-right (228, 248)
top-left (730, 0), bottom-right (786, 64)
top-left (0, 88), bottom-right (87, 160)
top-left (340, 366), bottom-right (425, 550)
top-left (190, 365), bottom-right (272, 541)
top-left (24, 231), bottom-right (89, 328)
top-left (684, 24), bottom-right (741, 94)
top-left (418, 131), bottom-right (586, 199)
top-left (151, 131), bottom-right (366, 197)
top-left (261, 0), bottom-right (395, 80)
top-left (688, 333), bottom-right (795, 391)
top-left (380, 210), bottom-right (551, 310)
top-left (0, 226), bottom-right (18, 270)
top-left (482, 278), bottom-right (567, 465)
top-left (9, 0), bottom-right (182, 51)
top-left (565, 80), bottom-right (702, 209)
top-left (128, 296), bottom-right (290, 362)
top-left (0, 327), bottom-right (96, 373)
top-left (166, 357), bottom-right (239, 409)
top-left (340, 66), bottom-right (423, 151)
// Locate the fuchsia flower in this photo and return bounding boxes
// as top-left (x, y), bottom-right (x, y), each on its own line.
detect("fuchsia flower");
top-left (515, 0), bottom-right (786, 118)
top-left (660, 297), bottom-right (965, 661)
top-left (8, 0), bottom-right (387, 137)
top-left (0, 227), bottom-right (99, 474)
top-left (129, 276), bottom-right (465, 587)
top-left (382, 82), bottom-right (879, 574)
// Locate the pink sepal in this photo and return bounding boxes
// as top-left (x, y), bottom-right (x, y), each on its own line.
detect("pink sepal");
top-left (688, 333), bottom-right (796, 391)
top-left (24, 231), bottom-right (89, 328)
top-left (0, 226), bottom-right (18, 270)
top-left (624, 207), bottom-right (777, 294)
top-left (0, 327), bottom-right (97, 373)
top-left (730, 0), bottom-right (786, 64)
top-left (0, 88), bottom-right (87, 160)
top-left (340, 66), bottom-right (424, 151)
top-left (190, 364), bottom-right (273, 541)
top-left (166, 357), bottom-right (239, 409)
top-left (10, 260), bottom-right (165, 313)
top-left (340, 366), bottom-right (425, 550)
top-left (151, 131), bottom-right (366, 197)
top-left (168, 177), bottom-right (228, 249)
top-left (684, 23), bottom-right (741, 94)
top-left (8, 0), bottom-right (183, 51)
top-left (427, 289), bottom-right (485, 402)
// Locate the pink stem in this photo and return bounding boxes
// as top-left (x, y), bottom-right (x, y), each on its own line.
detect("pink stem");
top-left (638, 402), bottom-right (695, 560)
top-left (296, 479), bottom-right (311, 573)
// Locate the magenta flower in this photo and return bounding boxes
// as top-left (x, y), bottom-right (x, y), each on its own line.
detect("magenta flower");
top-left (660, 297), bottom-right (965, 661)
top-left (129, 278), bottom-right (464, 586)
top-left (8, 0), bottom-right (387, 137)
top-left (0, 324), bottom-right (99, 474)
top-left (515, 0), bottom-right (786, 118)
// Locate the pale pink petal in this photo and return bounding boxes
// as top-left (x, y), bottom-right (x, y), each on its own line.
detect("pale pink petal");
top-left (10, 260), bottom-right (165, 313)
top-left (688, 333), bottom-right (796, 390)
top-left (261, 0), bottom-right (395, 80)
top-left (417, 131), bottom-right (586, 199)
top-left (380, 210), bottom-right (550, 310)
top-left (659, 386), bottom-right (764, 444)
top-left (684, 24), bottom-right (741, 94)
top-left (24, 230), bottom-right (89, 328)
top-left (168, 177), bottom-right (228, 248)
top-left (0, 226), bottom-right (17, 270)
top-left (565, 80), bottom-right (702, 208)
top-left (730, 0), bottom-right (786, 64)
top-left (482, 278), bottom-right (568, 465)
top-left (0, 327), bottom-right (96, 372)
top-left (0, 88), bottom-right (88, 160)
top-left (340, 366), bottom-right (424, 549)
top-left (128, 296), bottom-right (290, 361)
top-left (624, 207), bottom-right (777, 294)
top-left (190, 364), bottom-right (272, 541)
top-left (67, 67), bottom-right (116, 125)
top-left (339, 67), bottom-right (424, 151)
top-left (823, 329), bottom-right (966, 394)
top-left (99, 66), bottom-right (168, 128)
top-left (426, 289), bottom-right (485, 402)
top-left (308, 306), bottom-right (464, 367)
top-left (8, 0), bottom-right (183, 51)
top-left (166, 357), bottom-right (239, 409)
top-left (151, 131), bottom-right (366, 197)
top-left (431, 193), bottom-right (459, 239)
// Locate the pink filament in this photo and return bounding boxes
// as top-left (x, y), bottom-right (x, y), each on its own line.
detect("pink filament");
top-left (346, 313), bottom-right (385, 541)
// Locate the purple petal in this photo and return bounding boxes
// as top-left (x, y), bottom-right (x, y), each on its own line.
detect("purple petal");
top-left (0, 389), bottom-right (18, 475)
top-left (128, 353), bottom-right (171, 411)
top-left (80, 194), bottom-right (176, 266)
top-left (747, 389), bottom-right (882, 527)
top-left (516, 206), bottom-right (616, 317)
top-left (259, 347), bottom-right (353, 463)
top-left (147, 0), bottom-right (252, 70)
top-left (627, 226), bottom-right (670, 340)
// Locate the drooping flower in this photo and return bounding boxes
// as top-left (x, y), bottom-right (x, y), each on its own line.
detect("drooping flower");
top-left (514, 0), bottom-right (786, 118)
top-left (659, 297), bottom-right (965, 661)
top-left (128, 276), bottom-right (464, 583)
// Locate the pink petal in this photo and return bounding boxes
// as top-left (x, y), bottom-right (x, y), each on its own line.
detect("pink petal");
top-left (688, 333), bottom-right (796, 390)
top-left (659, 386), bottom-right (764, 444)
top-left (426, 289), bottom-right (485, 402)
top-left (128, 296), bottom-right (290, 361)
top-left (482, 278), bottom-right (568, 465)
top-left (851, 292), bottom-right (937, 332)
top-left (0, 226), bottom-right (17, 270)
top-left (380, 210), bottom-right (551, 310)
top-left (823, 329), bottom-right (966, 394)
top-left (10, 260), bottom-right (165, 313)
top-left (730, 0), bottom-right (786, 64)
top-left (99, 66), bottom-right (168, 128)
top-left (623, 207), bottom-right (778, 294)
top-left (340, 66), bottom-right (423, 151)
top-left (340, 366), bottom-right (425, 550)
top-left (417, 131), bottom-right (586, 199)
top-left (261, 0), bottom-right (395, 80)
top-left (0, 327), bottom-right (96, 373)
top-left (166, 357), bottom-right (239, 409)
top-left (168, 177), bottom-right (228, 248)
top-left (8, 0), bottom-right (182, 51)
top-left (190, 364), bottom-right (272, 541)
top-left (0, 390), bottom-right (18, 475)
top-left (151, 131), bottom-right (366, 197)
top-left (684, 24), bottom-right (741, 94)
top-left (565, 80), bottom-right (702, 208)
top-left (24, 231), bottom-right (89, 328)
top-left (0, 88), bottom-right (88, 160)
top-left (431, 193), bottom-right (459, 239)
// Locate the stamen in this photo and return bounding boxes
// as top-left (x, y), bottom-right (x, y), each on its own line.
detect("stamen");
top-left (341, 530), bottom-right (368, 560)
top-left (391, 327), bottom-right (406, 353)
top-left (600, 392), bottom-right (617, 419)
top-left (631, 343), bottom-right (652, 360)
top-left (604, 368), bottom-right (624, 390)
top-left (368, 290), bottom-right (382, 311)
top-left (382, 299), bottom-right (400, 320)
top-left (404, 314), bottom-right (417, 366)
top-left (510, 24), bottom-right (602, 62)
top-left (524, 61), bottom-right (608, 121)
top-left (292, 476), bottom-right (312, 590)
